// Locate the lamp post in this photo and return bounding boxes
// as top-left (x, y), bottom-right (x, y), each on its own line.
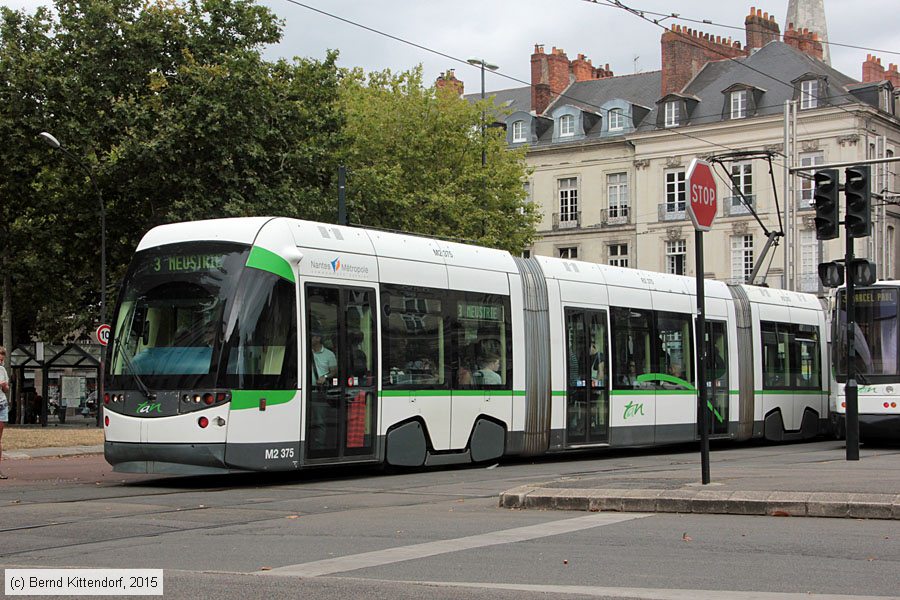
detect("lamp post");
top-left (467, 57), bottom-right (499, 167)
top-left (39, 132), bottom-right (106, 427)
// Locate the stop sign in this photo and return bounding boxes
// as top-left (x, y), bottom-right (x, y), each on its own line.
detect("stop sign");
top-left (687, 158), bottom-right (717, 231)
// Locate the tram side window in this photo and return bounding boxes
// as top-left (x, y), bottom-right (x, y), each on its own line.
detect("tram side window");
top-left (454, 294), bottom-right (512, 388)
top-left (761, 321), bottom-right (820, 390)
top-left (221, 270), bottom-right (298, 389)
top-left (381, 286), bottom-right (445, 388)
top-left (611, 307), bottom-right (652, 389)
top-left (656, 312), bottom-right (693, 388)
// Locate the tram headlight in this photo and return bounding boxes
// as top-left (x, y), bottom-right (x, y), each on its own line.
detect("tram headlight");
top-left (203, 393), bottom-right (214, 405)
top-left (193, 394), bottom-right (202, 403)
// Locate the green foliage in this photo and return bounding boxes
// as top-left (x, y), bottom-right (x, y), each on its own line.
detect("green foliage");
top-left (0, 1), bottom-right (536, 345)
top-left (338, 67), bottom-right (537, 253)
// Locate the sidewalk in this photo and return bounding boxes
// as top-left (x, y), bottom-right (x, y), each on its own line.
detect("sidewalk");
top-left (4, 444), bottom-right (104, 460)
top-left (500, 440), bottom-right (900, 520)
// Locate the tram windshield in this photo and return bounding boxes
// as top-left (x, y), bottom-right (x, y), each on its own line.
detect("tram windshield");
top-left (834, 287), bottom-right (900, 382)
top-left (108, 242), bottom-right (249, 390)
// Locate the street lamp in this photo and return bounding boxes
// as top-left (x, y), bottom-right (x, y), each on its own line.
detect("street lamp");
top-left (39, 131), bottom-right (107, 427)
top-left (467, 57), bottom-right (499, 167)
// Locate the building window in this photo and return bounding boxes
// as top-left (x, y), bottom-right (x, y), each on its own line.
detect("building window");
top-left (665, 170), bottom-right (686, 213)
top-left (800, 79), bottom-right (818, 109)
top-left (559, 246), bottom-right (578, 259)
top-left (799, 229), bottom-right (820, 293)
top-left (512, 120), bottom-right (526, 143)
top-left (730, 90), bottom-right (747, 119)
top-left (607, 172), bottom-right (629, 219)
top-left (608, 108), bottom-right (625, 131)
top-left (799, 151), bottom-right (825, 207)
top-left (666, 239), bottom-right (686, 275)
top-left (559, 177), bottom-right (578, 225)
top-left (522, 249), bottom-right (531, 259)
top-left (730, 162), bottom-right (753, 210)
top-left (608, 243), bottom-right (629, 267)
top-left (731, 234), bottom-right (754, 283)
top-left (665, 101), bottom-right (680, 127)
top-left (559, 114), bottom-right (575, 137)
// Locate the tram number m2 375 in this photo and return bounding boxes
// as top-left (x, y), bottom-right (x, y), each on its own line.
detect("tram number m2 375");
top-left (265, 447), bottom-right (295, 460)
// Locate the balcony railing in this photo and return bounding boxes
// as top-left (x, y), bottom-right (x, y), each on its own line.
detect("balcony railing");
top-left (601, 207), bottom-right (631, 226)
top-left (724, 194), bottom-right (755, 216)
top-left (552, 211), bottom-right (581, 230)
top-left (658, 202), bottom-right (686, 222)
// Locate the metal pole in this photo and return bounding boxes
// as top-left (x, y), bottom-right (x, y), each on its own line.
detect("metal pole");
top-left (783, 101), bottom-right (791, 290)
top-left (695, 229), bottom-right (710, 484)
top-left (480, 61), bottom-right (486, 167)
top-left (845, 223), bottom-right (860, 461)
top-left (338, 165), bottom-right (347, 226)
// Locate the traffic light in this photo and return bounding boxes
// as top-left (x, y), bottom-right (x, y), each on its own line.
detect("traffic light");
top-left (848, 258), bottom-right (877, 286)
top-left (845, 165), bottom-right (872, 238)
top-left (813, 168), bottom-right (839, 240)
top-left (818, 261), bottom-right (844, 288)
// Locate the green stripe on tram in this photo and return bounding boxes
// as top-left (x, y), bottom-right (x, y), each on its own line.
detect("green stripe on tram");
top-left (231, 390), bottom-right (296, 410)
top-left (246, 246), bottom-right (295, 283)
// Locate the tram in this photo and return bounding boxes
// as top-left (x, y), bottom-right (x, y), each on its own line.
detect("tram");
top-left (103, 217), bottom-right (829, 474)
top-left (830, 281), bottom-right (900, 439)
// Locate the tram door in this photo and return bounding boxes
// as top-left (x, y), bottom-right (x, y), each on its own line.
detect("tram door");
top-left (306, 285), bottom-right (378, 461)
top-left (565, 309), bottom-right (609, 444)
top-left (704, 320), bottom-right (729, 435)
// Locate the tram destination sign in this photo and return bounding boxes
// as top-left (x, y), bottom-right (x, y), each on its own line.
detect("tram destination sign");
top-left (150, 253), bottom-right (226, 275)
top-left (845, 288), bottom-right (898, 305)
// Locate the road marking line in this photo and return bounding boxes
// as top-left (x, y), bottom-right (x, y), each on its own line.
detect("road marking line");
top-left (404, 582), bottom-right (890, 600)
top-left (262, 512), bottom-right (648, 577)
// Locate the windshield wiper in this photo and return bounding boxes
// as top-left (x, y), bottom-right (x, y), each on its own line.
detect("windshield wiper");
top-left (111, 331), bottom-right (153, 399)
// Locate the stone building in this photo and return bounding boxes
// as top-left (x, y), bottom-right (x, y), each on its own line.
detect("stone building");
top-left (458, 6), bottom-right (900, 292)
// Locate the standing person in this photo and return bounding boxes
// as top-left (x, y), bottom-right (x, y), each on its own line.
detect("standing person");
top-left (475, 352), bottom-right (502, 385)
top-left (0, 347), bottom-right (9, 479)
top-left (310, 331), bottom-right (337, 386)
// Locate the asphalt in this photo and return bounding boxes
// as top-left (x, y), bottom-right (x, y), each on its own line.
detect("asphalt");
top-left (4, 435), bottom-right (900, 520)
top-left (500, 440), bottom-right (900, 520)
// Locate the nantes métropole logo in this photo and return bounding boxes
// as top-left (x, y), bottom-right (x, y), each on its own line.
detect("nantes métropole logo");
top-left (330, 257), bottom-right (341, 272)
top-left (310, 255), bottom-right (369, 278)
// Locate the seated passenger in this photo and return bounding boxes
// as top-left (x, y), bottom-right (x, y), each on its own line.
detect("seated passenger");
top-left (475, 352), bottom-right (502, 385)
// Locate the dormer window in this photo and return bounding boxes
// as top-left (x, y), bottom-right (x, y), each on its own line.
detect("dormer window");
top-left (800, 79), bottom-right (818, 109)
top-left (512, 120), bottom-right (526, 143)
top-left (730, 90), bottom-right (747, 119)
top-left (665, 101), bottom-right (680, 127)
top-left (559, 114), bottom-right (575, 137)
top-left (608, 108), bottom-right (625, 131)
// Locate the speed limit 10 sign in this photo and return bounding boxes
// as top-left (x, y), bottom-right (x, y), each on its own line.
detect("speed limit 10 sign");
top-left (687, 158), bottom-right (718, 231)
top-left (96, 323), bottom-right (111, 346)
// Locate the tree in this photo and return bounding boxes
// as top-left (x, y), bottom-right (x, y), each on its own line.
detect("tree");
top-left (338, 67), bottom-right (537, 253)
top-left (4, 0), bottom-right (343, 342)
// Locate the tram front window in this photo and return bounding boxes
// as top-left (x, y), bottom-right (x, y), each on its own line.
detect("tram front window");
top-left (835, 287), bottom-right (900, 381)
top-left (109, 243), bottom-right (249, 390)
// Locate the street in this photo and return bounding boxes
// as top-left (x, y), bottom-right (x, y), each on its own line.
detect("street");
top-left (1, 442), bottom-right (899, 599)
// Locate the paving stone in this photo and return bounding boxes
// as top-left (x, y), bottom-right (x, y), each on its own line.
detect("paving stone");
top-left (806, 492), bottom-right (851, 518)
top-left (725, 490), bottom-right (770, 515)
top-left (848, 493), bottom-right (895, 519)
top-left (766, 492), bottom-right (810, 517)
top-left (691, 490), bottom-right (734, 514)
top-left (654, 489), bottom-right (695, 514)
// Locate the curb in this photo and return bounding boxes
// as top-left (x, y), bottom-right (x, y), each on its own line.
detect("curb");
top-left (4, 445), bottom-right (105, 460)
top-left (499, 485), bottom-right (900, 520)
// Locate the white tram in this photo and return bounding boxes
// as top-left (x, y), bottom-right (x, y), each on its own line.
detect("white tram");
top-left (103, 217), bottom-right (829, 474)
top-left (829, 281), bottom-right (900, 439)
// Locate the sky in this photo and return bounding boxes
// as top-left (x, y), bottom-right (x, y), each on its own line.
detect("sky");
top-left (5, 0), bottom-right (900, 96)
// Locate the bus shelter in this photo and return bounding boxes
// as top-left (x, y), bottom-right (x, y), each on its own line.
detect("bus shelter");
top-left (9, 342), bottom-right (102, 426)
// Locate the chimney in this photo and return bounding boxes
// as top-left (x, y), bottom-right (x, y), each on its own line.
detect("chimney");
top-left (531, 44), bottom-right (571, 114)
top-left (862, 54), bottom-right (886, 83)
top-left (435, 69), bottom-right (463, 96)
top-left (887, 64), bottom-right (900, 88)
top-left (661, 24), bottom-right (745, 96)
top-left (745, 7), bottom-right (780, 51)
top-left (571, 53), bottom-right (615, 82)
top-left (784, 23), bottom-right (824, 61)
